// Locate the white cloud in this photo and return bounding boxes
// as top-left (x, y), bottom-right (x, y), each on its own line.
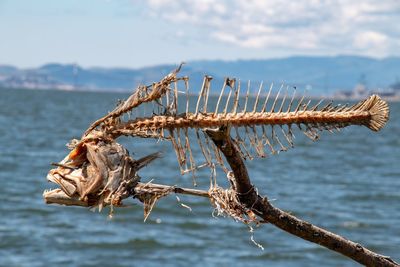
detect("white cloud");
top-left (353, 31), bottom-right (389, 56)
top-left (354, 31), bottom-right (388, 48)
top-left (141, 0), bottom-right (400, 57)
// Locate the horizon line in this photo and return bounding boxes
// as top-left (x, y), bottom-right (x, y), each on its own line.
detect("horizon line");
top-left (2, 53), bottom-right (399, 70)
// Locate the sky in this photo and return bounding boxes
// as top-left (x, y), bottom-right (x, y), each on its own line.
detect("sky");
top-left (0, 0), bottom-right (399, 68)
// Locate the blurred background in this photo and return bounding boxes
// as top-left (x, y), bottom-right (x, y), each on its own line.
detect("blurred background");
top-left (0, 1), bottom-right (399, 266)
top-left (1, 0), bottom-right (400, 97)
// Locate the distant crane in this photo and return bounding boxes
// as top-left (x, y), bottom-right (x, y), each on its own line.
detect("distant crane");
top-left (73, 63), bottom-right (79, 90)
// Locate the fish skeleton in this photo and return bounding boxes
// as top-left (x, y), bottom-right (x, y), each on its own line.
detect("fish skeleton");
top-left (43, 65), bottom-right (389, 209)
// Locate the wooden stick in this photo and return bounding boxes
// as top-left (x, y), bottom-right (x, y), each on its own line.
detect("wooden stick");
top-left (206, 126), bottom-right (399, 267)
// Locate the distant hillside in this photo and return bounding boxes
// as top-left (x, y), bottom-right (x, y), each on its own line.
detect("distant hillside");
top-left (1, 56), bottom-right (399, 95)
top-left (190, 56), bottom-right (400, 93)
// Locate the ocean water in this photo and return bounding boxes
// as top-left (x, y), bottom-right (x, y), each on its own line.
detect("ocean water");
top-left (0, 88), bottom-right (399, 267)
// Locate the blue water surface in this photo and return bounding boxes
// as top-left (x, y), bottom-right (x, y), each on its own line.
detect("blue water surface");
top-left (0, 88), bottom-right (399, 267)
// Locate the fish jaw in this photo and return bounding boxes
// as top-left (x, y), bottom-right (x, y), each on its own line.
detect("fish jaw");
top-left (43, 188), bottom-right (88, 207)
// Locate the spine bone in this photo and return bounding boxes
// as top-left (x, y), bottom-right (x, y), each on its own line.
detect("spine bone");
top-left (112, 101), bottom-right (384, 136)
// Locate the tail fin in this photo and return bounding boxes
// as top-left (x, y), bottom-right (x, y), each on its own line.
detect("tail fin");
top-left (356, 95), bottom-right (389, 131)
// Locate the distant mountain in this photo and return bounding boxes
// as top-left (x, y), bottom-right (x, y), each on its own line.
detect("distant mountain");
top-left (1, 56), bottom-right (399, 95)
top-left (190, 56), bottom-right (400, 94)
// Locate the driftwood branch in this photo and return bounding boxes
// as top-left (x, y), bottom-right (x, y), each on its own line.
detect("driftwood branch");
top-left (206, 126), bottom-right (399, 267)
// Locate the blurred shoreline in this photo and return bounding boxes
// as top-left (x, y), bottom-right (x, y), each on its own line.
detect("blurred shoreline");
top-left (2, 86), bottom-right (399, 102)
